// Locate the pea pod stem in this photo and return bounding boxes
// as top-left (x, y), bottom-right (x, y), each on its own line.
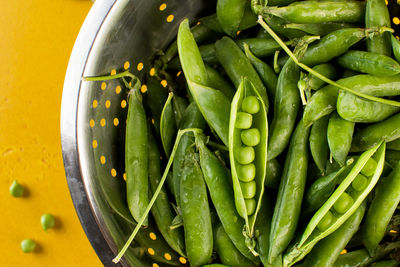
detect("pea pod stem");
top-left (257, 16), bottom-right (400, 108)
top-left (113, 127), bottom-right (203, 263)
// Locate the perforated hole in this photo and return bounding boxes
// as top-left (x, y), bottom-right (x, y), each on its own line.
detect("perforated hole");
top-left (147, 248), bottom-right (155, 255)
top-left (110, 69), bottom-right (117, 75)
top-left (100, 118), bottom-right (106, 127)
top-left (115, 86), bottom-right (122, 94)
top-left (124, 61), bottom-right (130, 70)
top-left (100, 156), bottom-right (106, 165)
top-left (164, 253), bottom-right (172, 261)
top-left (161, 80), bottom-right (168, 87)
top-left (101, 82), bottom-right (107, 90)
top-left (179, 257), bottom-right (187, 264)
top-left (149, 232), bottom-right (156, 240)
top-left (150, 68), bottom-right (156, 76)
top-left (159, 3), bottom-right (167, 11)
top-left (92, 100), bottom-right (98, 108)
top-left (92, 140), bottom-right (98, 149)
top-left (141, 84), bottom-right (147, 93)
top-left (105, 100), bottom-right (111, 109)
top-left (121, 100), bottom-right (127, 108)
top-left (90, 119), bottom-right (95, 128)
top-left (137, 62), bottom-right (144, 71)
top-left (167, 14), bottom-right (174, 22)
top-left (111, 169), bottom-right (117, 177)
top-left (113, 118), bottom-right (119, 126)
top-left (394, 17), bottom-right (400, 25)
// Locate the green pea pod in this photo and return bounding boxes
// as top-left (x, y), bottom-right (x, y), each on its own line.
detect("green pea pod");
top-left (327, 112), bottom-right (355, 166)
top-left (387, 138), bottom-right (400, 151)
top-left (337, 91), bottom-right (400, 123)
top-left (172, 95), bottom-right (188, 128)
top-left (196, 135), bottom-right (259, 262)
top-left (215, 36), bottom-right (269, 109)
top-left (180, 146), bottom-right (213, 267)
top-left (236, 38), bottom-right (287, 59)
top-left (261, 14), bottom-right (308, 39)
top-left (146, 76), bottom-right (168, 137)
top-left (265, 159), bottom-right (282, 189)
top-left (214, 222), bottom-right (255, 267)
top-left (205, 64), bottom-right (236, 100)
top-left (243, 42), bottom-right (278, 101)
top-left (337, 50), bottom-right (400, 76)
top-left (216, 0), bottom-right (247, 37)
top-left (351, 113), bottom-right (400, 152)
top-left (304, 63), bottom-right (338, 91)
top-left (148, 131), bottom-right (185, 257)
top-left (309, 116), bottom-right (329, 175)
top-left (126, 86), bottom-right (149, 226)
top-left (229, 78), bottom-right (268, 242)
top-left (160, 93), bottom-right (178, 157)
top-left (268, 119), bottom-right (310, 264)
top-left (203, 265), bottom-right (229, 267)
top-left (333, 242), bottom-right (400, 267)
top-left (172, 102), bottom-right (206, 207)
top-left (200, 44), bottom-right (219, 65)
top-left (392, 35), bottom-right (400, 62)
top-left (371, 260), bottom-right (399, 267)
top-left (284, 22), bottom-right (353, 36)
top-left (303, 201), bottom-right (366, 267)
top-left (366, 0), bottom-right (391, 56)
top-left (362, 160), bottom-right (400, 254)
top-left (267, 0), bottom-right (296, 6)
top-left (283, 142), bottom-right (386, 267)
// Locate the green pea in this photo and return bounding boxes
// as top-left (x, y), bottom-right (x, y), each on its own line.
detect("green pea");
top-left (236, 112), bottom-right (253, 129)
top-left (245, 199), bottom-right (256, 216)
top-left (9, 180), bottom-right (24, 198)
top-left (333, 192), bottom-right (354, 214)
top-left (242, 96), bottom-right (260, 114)
top-left (352, 174), bottom-right (368, 191)
top-left (236, 146), bottom-right (255, 165)
top-left (21, 239), bottom-right (36, 253)
top-left (240, 180), bottom-right (256, 199)
top-left (316, 211), bottom-right (333, 231)
top-left (41, 213), bottom-right (55, 231)
top-left (241, 128), bottom-right (261, 147)
top-left (361, 158), bottom-right (377, 177)
top-left (236, 164), bottom-right (256, 182)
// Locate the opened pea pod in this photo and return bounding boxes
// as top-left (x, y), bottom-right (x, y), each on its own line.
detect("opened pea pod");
top-left (229, 77), bottom-right (268, 253)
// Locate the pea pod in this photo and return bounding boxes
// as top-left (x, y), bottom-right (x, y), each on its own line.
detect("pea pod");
top-left (366, 0), bottom-right (391, 56)
top-left (259, 1), bottom-right (366, 24)
top-left (196, 134), bottom-right (258, 262)
top-left (371, 260), bottom-right (399, 267)
top-left (199, 44), bottom-right (219, 65)
top-left (284, 22), bottom-right (353, 36)
top-left (172, 95), bottom-right (188, 128)
top-left (392, 35), bottom-right (400, 62)
top-left (337, 50), bottom-right (400, 76)
top-left (283, 142), bottom-right (386, 267)
top-left (205, 64), bottom-right (235, 100)
top-left (216, 0), bottom-right (247, 37)
top-left (387, 138), bottom-right (400, 151)
top-left (229, 78), bottom-right (268, 245)
top-left (180, 146), bottom-right (213, 266)
top-left (309, 116), bottom-right (329, 175)
top-left (268, 119), bottom-right (310, 264)
top-left (302, 63), bottom-right (338, 92)
top-left (160, 93), bottom-right (178, 157)
top-left (148, 131), bottom-right (185, 257)
top-left (214, 222), bottom-right (255, 267)
top-left (327, 112), bottom-right (355, 166)
top-left (362, 160), bottom-right (400, 254)
top-left (303, 201), bottom-right (366, 267)
top-left (126, 84), bottom-right (149, 226)
top-left (265, 159), bottom-right (282, 190)
top-left (351, 113), bottom-right (400, 152)
top-left (146, 76), bottom-right (168, 137)
top-left (177, 19), bottom-right (231, 146)
top-left (261, 14), bottom-right (308, 39)
top-left (215, 36), bottom-right (269, 109)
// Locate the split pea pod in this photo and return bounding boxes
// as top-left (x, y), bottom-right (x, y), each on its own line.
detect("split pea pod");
top-left (180, 146), bottom-right (213, 266)
top-left (309, 116), bottom-right (329, 175)
top-left (362, 160), bottom-right (400, 254)
top-left (216, 0), bottom-right (247, 37)
top-left (337, 50), bottom-right (400, 76)
top-left (268, 119), bottom-right (310, 264)
top-left (229, 78), bottom-right (268, 246)
top-left (366, 0), bottom-right (391, 56)
top-left (148, 131), bottom-right (185, 257)
top-left (303, 201), bottom-right (366, 267)
top-left (125, 83), bottom-right (149, 226)
top-left (283, 142), bottom-right (386, 267)
top-left (196, 134), bottom-right (259, 262)
top-left (327, 112), bottom-right (355, 166)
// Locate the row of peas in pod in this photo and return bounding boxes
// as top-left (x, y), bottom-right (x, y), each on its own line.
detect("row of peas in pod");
top-left (83, 0), bottom-right (400, 266)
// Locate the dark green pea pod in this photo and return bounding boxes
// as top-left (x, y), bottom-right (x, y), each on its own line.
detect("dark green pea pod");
top-left (200, 44), bottom-right (219, 65)
top-left (337, 50), bottom-right (400, 76)
top-left (268, 120), bottom-right (310, 264)
top-left (126, 86), bottom-right (149, 226)
top-left (148, 131), bottom-right (185, 257)
top-left (337, 91), bottom-right (400, 123)
top-left (214, 222), bottom-right (255, 267)
top-left (284, 22), bottom-right (354, 36)
top-left (160, 93), bottom-right (178, 157)
top-left (267, 0), bottom-right (296, 6)
top-left (351, 113), bottom-right (400, 152)
top-left (203, 265), bottom-right (229, 267)
top-left (392, 35), bottom-right (400, 62)
top-left (371, 260), bottom-right (399, 267)
top-left (257, 28), bottom-right (271, 39)
top-left (265, 159), bottom-right (282, 190)
top-left (309, 116), bottom-right (329, 175)
top-left (384, 150), bottom-right (400, 169)
top-left (172, 95), bottom-right (187, 128)
top-left (366, 0), bottom-right (391, 56)
top-left (205, 64), bottom-right (236, 100)
top-left (387, 138), bottom-right (400, 151)
top-left (216, 0), bottom-right (247, 37)
top-left (229, 78), bottom-right (268, 244)
top-left (362, 161), bottom-right (400, 254)
top-left (236, 38), bottom-right (288, 59)
top-left (196, 135), bottom-right (259, 263)
top-left (303, 201), bottom-right (366, 267)
top-left (215, 36), bottom-right (269, 109)
top-left (327, 112), bottom-right (355, 166)
top-left (243, 42), bottom-right (278, 101)
top-left (333, 242), bottom-right (400, 267)
top-left (180, 146), bottom-right (213, 267)
top-left (146, 76), bottom-right (168, 137)
top-left (283, 142), bottom-right (386, 267)
top-left (260, 14), bottom-right (308, 39)
top-left (259, 1), bottom-right (366, 24)
top-left (303, 63), bottom-right (338, 91)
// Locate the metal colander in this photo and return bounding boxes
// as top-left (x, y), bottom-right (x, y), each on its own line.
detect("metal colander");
top-left (61, 0), bottom-right (400, 266)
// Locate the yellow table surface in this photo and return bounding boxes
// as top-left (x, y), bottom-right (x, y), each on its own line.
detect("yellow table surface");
top-left (0, 0), bottom-right (102, 266)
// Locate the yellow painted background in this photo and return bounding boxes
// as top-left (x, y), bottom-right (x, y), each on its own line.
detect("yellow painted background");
top-left (0, 0), bottom-right (102, 266)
